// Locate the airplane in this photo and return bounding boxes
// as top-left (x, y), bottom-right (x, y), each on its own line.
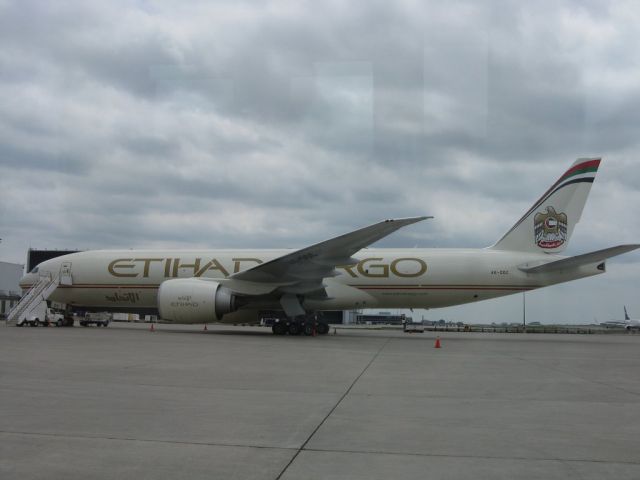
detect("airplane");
top-left (623, 306), bottom-right (640, 331)
top-left (602, 307), bottom-right (640, 330)
top-left (17, 157), bottom-right (640, 335)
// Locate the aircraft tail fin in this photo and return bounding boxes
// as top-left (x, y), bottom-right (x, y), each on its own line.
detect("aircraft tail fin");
top-left (491, 158), bottom-right (601, 253)
top-left (624, 306), bottom-right (630, 321)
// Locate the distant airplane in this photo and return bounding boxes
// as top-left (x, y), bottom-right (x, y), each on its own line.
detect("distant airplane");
top-left (601, 307), bottom-right (640, 330)
top-left (620, 307), bottom-right (639, 331)
top-left (16, 158), bottom-right (640, 335)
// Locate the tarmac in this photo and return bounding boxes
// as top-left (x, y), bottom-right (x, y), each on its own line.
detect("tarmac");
top-left (1, 323), bottom-right (640, 480)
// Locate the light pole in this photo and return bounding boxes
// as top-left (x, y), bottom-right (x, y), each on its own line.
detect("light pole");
top-left (522, 292), bottom-right (526, 330)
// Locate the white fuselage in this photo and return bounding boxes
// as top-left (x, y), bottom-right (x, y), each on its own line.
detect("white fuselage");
top-left (20, 248), bottom-right (603, 322)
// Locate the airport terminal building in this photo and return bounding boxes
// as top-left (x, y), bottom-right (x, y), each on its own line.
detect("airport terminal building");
top-left (0, 261), bottom-right (24, 319)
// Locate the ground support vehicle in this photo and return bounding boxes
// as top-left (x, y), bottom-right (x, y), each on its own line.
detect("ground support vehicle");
top-left (79, 312), bottom-right (112, 327)
top-left (17, 308), bottom-right (73, 327)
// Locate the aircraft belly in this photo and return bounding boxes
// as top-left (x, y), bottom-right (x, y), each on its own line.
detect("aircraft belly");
top-left (354, 287), bottom-right (520, 309)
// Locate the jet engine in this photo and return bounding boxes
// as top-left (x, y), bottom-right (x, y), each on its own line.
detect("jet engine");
top-left (157, 278), bottom-right (237, 323)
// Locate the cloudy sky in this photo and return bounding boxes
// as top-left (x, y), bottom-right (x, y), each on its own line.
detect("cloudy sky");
top-left (1, 0), bottom-right (639, 324)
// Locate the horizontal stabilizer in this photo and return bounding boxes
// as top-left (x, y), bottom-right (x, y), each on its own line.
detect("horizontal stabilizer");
top-left (519, 244), bottom-right (640, 274)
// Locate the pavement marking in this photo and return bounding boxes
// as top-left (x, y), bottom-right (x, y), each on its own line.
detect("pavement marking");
top-left (300, 446), bottom-right (640, 466)
top-left (3, 430), bottom-right (639, 467)
top-left (0, 430), bottom-right (295, 452)
top-left (275, 337), bottom-right (392, 480)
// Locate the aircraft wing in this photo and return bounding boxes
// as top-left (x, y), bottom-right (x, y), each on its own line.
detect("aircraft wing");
top-left (519, 244), bottom-right (640, 274)
top-left (231, 217), bottom-right (430, 285)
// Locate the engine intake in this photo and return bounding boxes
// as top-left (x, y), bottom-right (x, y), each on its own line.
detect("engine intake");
top-left (157, 279), bottom-right (236, 323)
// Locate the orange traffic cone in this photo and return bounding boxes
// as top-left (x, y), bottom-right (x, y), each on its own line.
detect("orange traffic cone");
top-left (150, 323), bottom-right (155, 332)
top-left (434, 336), bottom-right (441, 348)
top-left (203, 324), bottom-right (208, 331)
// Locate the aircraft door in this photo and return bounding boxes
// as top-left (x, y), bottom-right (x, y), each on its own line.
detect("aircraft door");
top-left (60, 262), bottom-right (73, 286)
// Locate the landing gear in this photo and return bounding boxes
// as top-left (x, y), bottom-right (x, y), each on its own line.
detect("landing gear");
top-left (270, 315), bottom-right (330, 336)
top-left (316, 321), bottom-right (329, 335)
top-left (302, 322), bottom-right (314, 336)
top-left (288, 322), bottom-right (300, 335)
top-left (272, 322), bottom-right (287, 335)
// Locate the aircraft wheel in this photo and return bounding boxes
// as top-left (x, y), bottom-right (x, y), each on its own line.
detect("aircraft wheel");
top-left (272, 323), bottom-right (286, 335)
top-left (317, 322), bottom-right (329, 335)
top-left (303, 323), bottom-right (314, 336)
top-left (288, 322), bottom-right (300, 336)
top-left (33, 319), bottom-right (40, 327)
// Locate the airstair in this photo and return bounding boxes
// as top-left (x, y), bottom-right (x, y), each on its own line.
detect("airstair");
top-left (7, 273), bottom-right (60, 325)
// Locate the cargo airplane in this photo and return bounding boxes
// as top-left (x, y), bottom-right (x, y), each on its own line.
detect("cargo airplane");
top-left (19, 158), bottom-right (639, 335)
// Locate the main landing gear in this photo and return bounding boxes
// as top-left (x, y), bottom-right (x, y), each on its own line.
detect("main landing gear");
top-left (271, 315), bottom-right (330, 336)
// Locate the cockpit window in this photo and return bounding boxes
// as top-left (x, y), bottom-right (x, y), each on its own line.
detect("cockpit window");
top-left (29, 266), bottom-right (39, 273)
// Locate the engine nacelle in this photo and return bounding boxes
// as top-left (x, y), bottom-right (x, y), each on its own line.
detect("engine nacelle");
top-left (157, 279), bottom-right (236, 323)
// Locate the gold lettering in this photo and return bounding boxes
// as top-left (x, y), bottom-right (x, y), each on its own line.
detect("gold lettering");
top-left (133, 258), bottom-right (163, 278)
top-left (172, 258), bottom-right (202, 277)
top-left (336, 264), bottom-right (358, 278)
top-left (232, 257), bottom-right (263, 273)
top-left (357, 258), bottom-right (389, 278)
top-left (108, 259), bottom-right (137, 278)
top-left (390, 258), bottom-right (427, 277)
top-left (195, 258), bottom-right (229, 277)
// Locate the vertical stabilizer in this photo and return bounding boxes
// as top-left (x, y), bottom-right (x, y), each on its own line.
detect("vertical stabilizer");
top-left (491, 158), bottom-right (601, 253)
top-left (624, 306), bottom-right (630, 321)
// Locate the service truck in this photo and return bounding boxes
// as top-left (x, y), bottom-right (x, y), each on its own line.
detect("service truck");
top-left (403, 319), bottom-right (424, 333)
top-left (18, 308), bottom-right (73, 327)
top-left (80, 312), bottom-right (112, 327)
